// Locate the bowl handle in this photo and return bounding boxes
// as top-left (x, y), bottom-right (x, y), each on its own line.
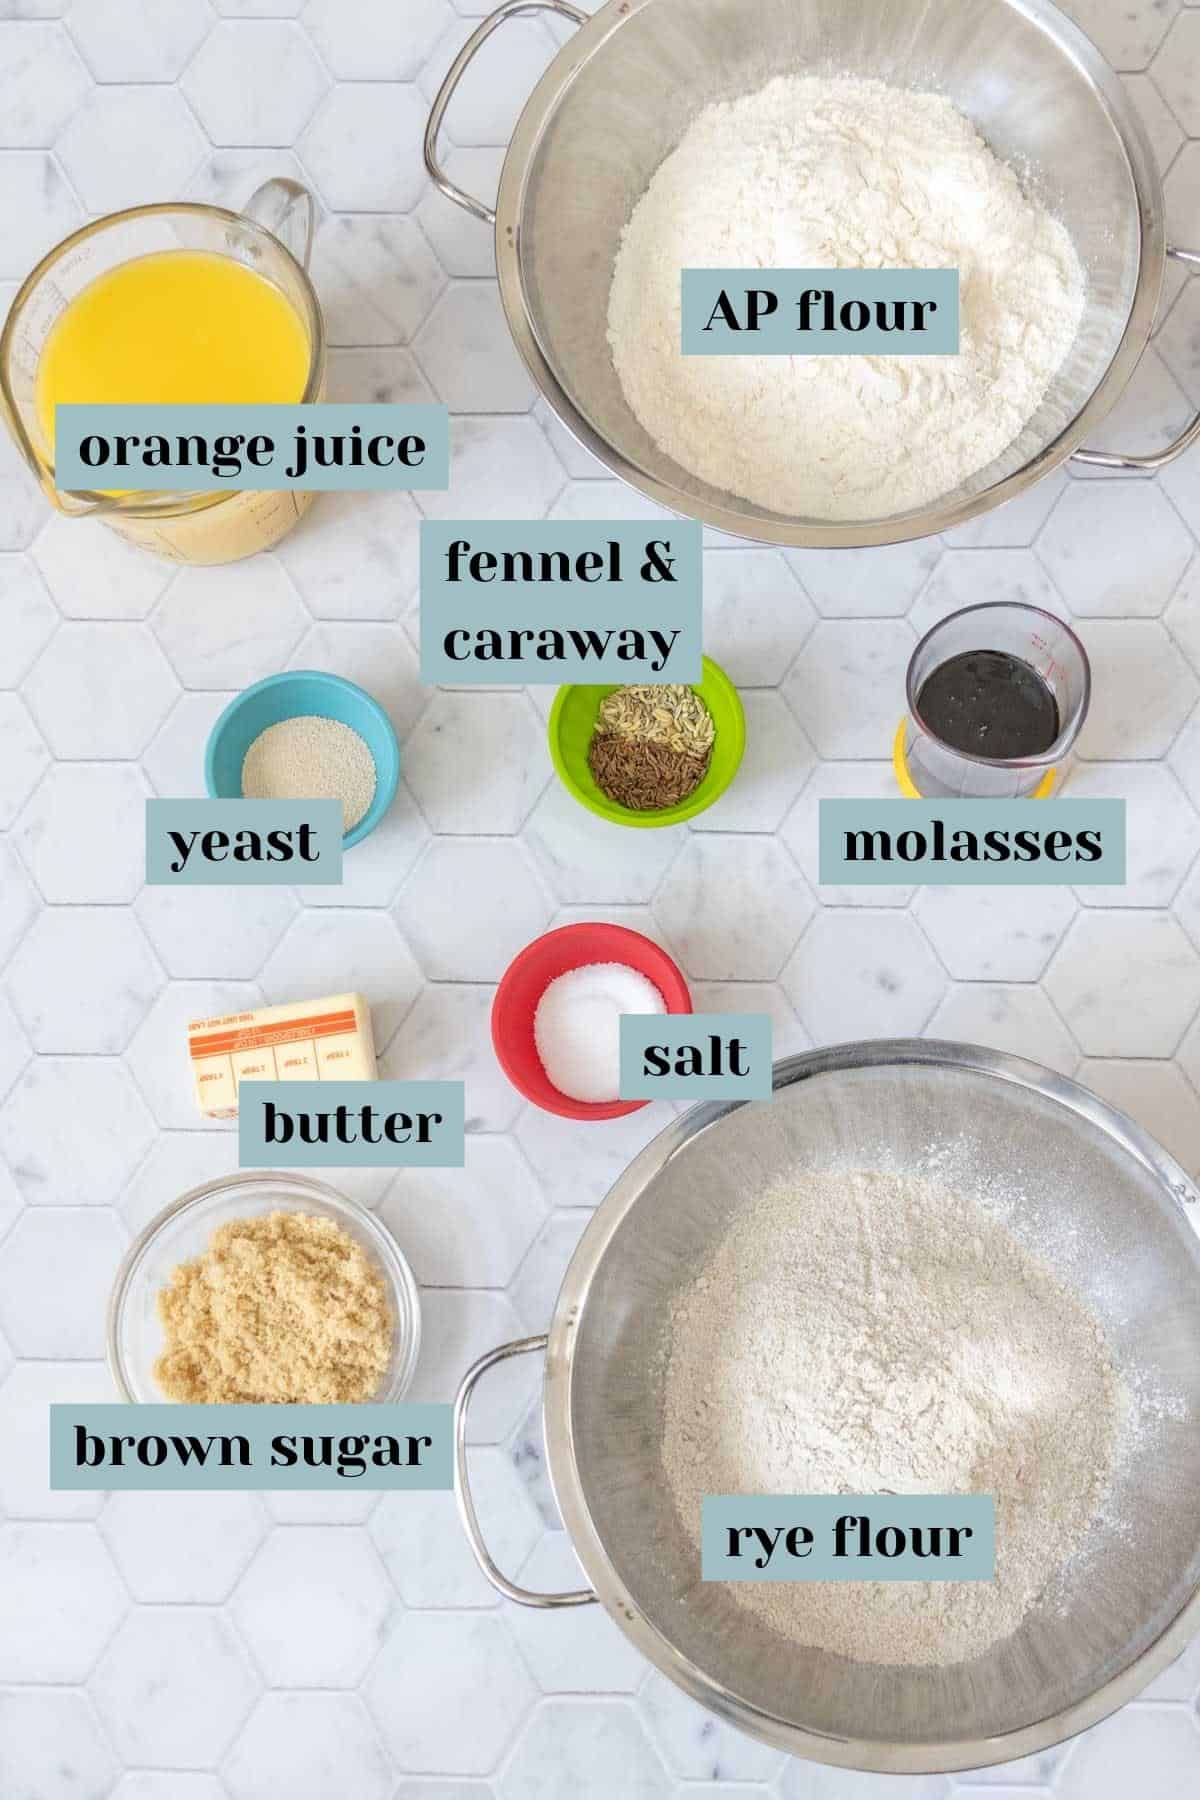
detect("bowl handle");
top-left (424, 0), bottom-right (589, 226)
top-left (1072, 246), bottom-right (1200, 471)
top-left (455, 1332), bottom-right (597, 1607)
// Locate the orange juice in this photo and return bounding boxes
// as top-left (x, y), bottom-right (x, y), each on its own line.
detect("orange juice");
top-left (34, 248), bottom-right (310, 451)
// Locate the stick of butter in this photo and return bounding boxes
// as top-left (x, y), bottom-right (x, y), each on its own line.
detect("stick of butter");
top-left (188, 992), bottom-right (377, 1119)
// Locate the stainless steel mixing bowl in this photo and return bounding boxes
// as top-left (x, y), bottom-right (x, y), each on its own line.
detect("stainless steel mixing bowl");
top-left (426, 0), bottom-right (1200, 548)
top-left (454, 1042), bottom-right (1200, 1773)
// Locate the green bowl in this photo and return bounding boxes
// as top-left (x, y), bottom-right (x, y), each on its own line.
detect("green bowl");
top-left (548, 657), bottom-right (746, 829)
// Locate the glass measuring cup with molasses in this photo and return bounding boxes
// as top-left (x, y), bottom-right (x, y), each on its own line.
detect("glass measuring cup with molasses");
top-left (902, 603), bottom-right (1090, 799)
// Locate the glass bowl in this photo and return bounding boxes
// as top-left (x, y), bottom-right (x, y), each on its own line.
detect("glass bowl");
top-left (107, 1170), bottom-right (421, 1403)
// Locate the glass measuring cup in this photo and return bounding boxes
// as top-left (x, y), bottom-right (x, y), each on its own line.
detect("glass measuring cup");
top-left (0, 179), bottom-right (326, 565)
top-left (902, 603), bottom-right (1091, 799)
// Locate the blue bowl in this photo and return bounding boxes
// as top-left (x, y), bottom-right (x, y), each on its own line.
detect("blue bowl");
top-left (204, 671), bottom-right (400, 850)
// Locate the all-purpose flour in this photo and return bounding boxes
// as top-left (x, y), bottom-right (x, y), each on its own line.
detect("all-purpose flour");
top-left (661, 1168), bottom-right (1126, 1667)
top-left (607, 76), bottom-right (1086, 520)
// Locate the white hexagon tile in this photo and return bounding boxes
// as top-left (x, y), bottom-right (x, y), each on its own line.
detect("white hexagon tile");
top-left (1, 2), bottom-right (1200, 1798)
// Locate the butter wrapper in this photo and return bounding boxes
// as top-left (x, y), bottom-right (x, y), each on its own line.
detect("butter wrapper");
top-left (187, 992), bottom-right (377, 1119)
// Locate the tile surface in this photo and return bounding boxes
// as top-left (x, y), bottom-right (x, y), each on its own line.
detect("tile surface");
top-left (3, 2), bottom-right (1200, 1795)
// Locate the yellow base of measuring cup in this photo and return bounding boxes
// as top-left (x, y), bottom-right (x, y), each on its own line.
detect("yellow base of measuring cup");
top-left (892, 722), bottom-right (1057, 800)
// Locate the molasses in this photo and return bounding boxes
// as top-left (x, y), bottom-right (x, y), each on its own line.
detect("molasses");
top-left (916, 649), bottom-right (1059, 760)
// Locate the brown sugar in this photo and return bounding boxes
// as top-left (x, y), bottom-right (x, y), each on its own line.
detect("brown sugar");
top-left (154, 1210), bottom-right (393, 1404)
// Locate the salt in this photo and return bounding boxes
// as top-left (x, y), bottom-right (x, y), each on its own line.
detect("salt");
top-left (534, 962), bottom-right (666, 1103)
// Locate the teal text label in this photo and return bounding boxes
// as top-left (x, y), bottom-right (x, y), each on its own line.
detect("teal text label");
top-left (619, 1012), bottom-right (773, 1100)
top-left (419, 520), bottom-right (702, 684)
top-left (51, 1405), bottom-right (453, 1490)
top-left (819, 800), bottom-right (1126, 886)
top-left (55, 403), bottom-right (449, 490)
top-left (238, 1079), bottom-right (465, 1168)
top-left (682, 270), bottom-right (960, 355)
top-left (146, 799), bottom-right (343, 886)
top-left (702, 1495), bottom-right (996, 1581)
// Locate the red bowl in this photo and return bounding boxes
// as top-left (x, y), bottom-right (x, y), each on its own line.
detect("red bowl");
top-left (491, 923), bottom-right (693, 1121)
